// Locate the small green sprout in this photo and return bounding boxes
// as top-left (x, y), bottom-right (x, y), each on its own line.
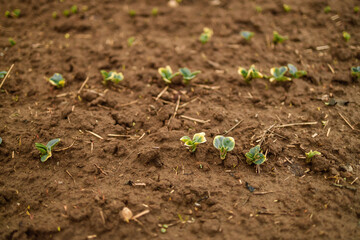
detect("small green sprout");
top-left (127, 37), bottom-right (135, 47)
top-left (305, 150), bottom-right (321, 163)
top-left (273, 31), bottom-right (288, 44)
top-left (354, 6), bottom-right (359, 13)
top-left (100, 70), bottom-right (124, 84)
top-left (179, 68), bottom-right (201, 84)
top-left (48, 73), bottom-right (65, 88)
top-left (5, 10), bottom-right (10, 17)
top-left (8, 38), bottom-right (16, 46)
top-left (180, 132), bottom-right (206, 152)
top-left (343, 31), bottom-right (351, 42)
top-left (240, 31), bottom-right (254, 41)
top-left (238, 65), bottom-right (263, 83)
top-left (287, 64), bottom-right (307, 78)
top-left (129, 10), bottom-right (136, 17)
top-left (12, 9), bottom-right (21, 18)
top-left (269, 66), bottom-right (291, 82)
top-left (0, 71), bottom-right (7, 78)
top-left (213, 135), bottom-right (235, 160)
top-left (0, 137), bottom-right (2, 144)
top-left (152, 7), bottom-right (158, 16)
top-left (324, 6), bottom-right (331, 13)
top-left (199, 27), bottom-right (213, 44)
top-left (351, 66), bottom-right (360, 80)
top-left (245, 145), bottom-right (266, 173)
top-left (71, 5), bottom-right (78, 14)
top-left (63, 9), bottom-right (70, 17)
top-left (283, 4), bottom-right (291, 12)
top-left (35, 138), bottom-right (60, 162)
top-left (255, 6), bottom-right (262, 13)
top-left (52, 11), bottom-right (58, 19)
top-left (158, 66), bottom-right (179, 84)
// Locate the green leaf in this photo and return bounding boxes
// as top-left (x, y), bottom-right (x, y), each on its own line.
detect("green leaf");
top-left (180, 136), bottom-right (191, 143)
top-left (288, 64), bottom-right (297, 76)
top-left (35, 143), bottom-right (48, 155)
top-left (246, 145), bottom-right (265, 165)
top-left (273, 31), bottom-right (288, 44)
top-left (238, 68), bottom-right (248, 78)
top-left (0, 71), bottom-right (6, 79)
top-left (240, 31), bottom-right (254, 41)
top-left (213, 136), bottom-right (224, 150)
top-left (0, 137), bottom-right (2, 145)
top-left (71, 5), bottom-right (78, 14)
top-left (222, 137), bottom-right (235, 152)
top-left (343, 31), bottom-right (351, 42)
top-left (192, 132), bottom-right (206, 144)
top-left (49, 73), bottom-right (65, 88)
top-left (100, 70), bottom-right (109, 80)
top-left (12, 9), bottom-right (21, 18)
top-left (41, 152), bottom-right (51, 162)
top-left (46, 138), bottom-right (60, 151)
top-left (159, 66), bottom-right (177, 84)
top-left (253, 153), bottom-right (266, 165)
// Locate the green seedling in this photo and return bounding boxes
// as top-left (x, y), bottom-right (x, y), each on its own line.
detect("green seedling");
top-left (0, 71), bottom-right (7, 78)
top-left (199, 27), bottom-right (213, 44)
top-left (127, 37), bottom-right (135, 47)
top-left (179, 68), bottom-right (201, 84)
top-left (269, 66), bottom-right (291, 82)
top-left (273, 31), bottom-right (288, 44)
top-left (213, 135), bottom-right (235, 160)
top-left (255, 6), bottom-right (262, 13)
top-left (152, 7), bottom-right (158, 16)
top-left (283, 4), bottom-right (291, 12)
top-left (158, 66), bottom-right (179, 84)
top-left (240, 31), bottom-right (254, 41)
top-left (5, 10), bottom-right (10, 17)
top-left (288, 64), bottom-right (307, 78)
top-left (35, 138), bottom-right (60, 162)
top-left (343, 31), bottom-right (351, 42)
top-left (238, 65), bottom-right (263, 83)
top-left (100, 70), bottom-right (124, 84)
top-left (180, 132), bottom-right (206, 152)
top-left (52, 11), bottom-right (58, 19)
top-left (63, 9), bottom-right (70, 17)
top-left (324, 6), bottom-right (331, 13)
top-left (129, 10), bottom-right (136, 17)
top-left (48, 73), bottom-right (65, 88)
top-left (0, 137), bottom-right (2, 145)
top-left (12, 9), bottom-right (21, 17)
top-left (355, 6), bottom-right (359, 13)
top-left (8, 38), bottom-right (16, 46)
top-left (71, 5), bottom-right (78, 14)
top-left (305, 150), bottom-right (321, 163)
top-left (245, 145), bottom-right (266, 173)
top-left (351, 66), bottom-right (360, 80)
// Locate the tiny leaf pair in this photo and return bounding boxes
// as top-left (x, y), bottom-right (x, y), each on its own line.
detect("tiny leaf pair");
top-left (343, 31), bottom-right (351, 42)
top-left (179, 68), bottom-right (201, 84)
top-left (101, 70), bottom-right (124, 84)
top-left (305, 150), bottom-right (321, 163)
top-left (351, 66), bottom-right (360, 80)
top-left (288, 64), bottom-right (307, 78)
top-left (269, 66), bottom-right (291, 82)
top-left (48, 73), bottom-right (65, 88)
top-left (238, 65), bottom-right (263, 83)
top-left (35, 139), bottom-right (60, 162)
top-left (273, 31), bottom-right (288, 44)
top-left (213, 136), bottom-right (235, 160)
top-left (158, 66), bottom-right (179, 84)
top-left (0, 71), bottom-right (7, 79)
top-left (180, 132), bottom-right (206, 152)
top-left (199, 27), bottom-right (213, 44)
top-left (245, 145), bottom-right (266, 165)
top-left (0, 137), bottom-right (2, 145)
top-left (5, 9), bottom-right (21, 18)
top-left (240, 31), bottom-right (254, 41)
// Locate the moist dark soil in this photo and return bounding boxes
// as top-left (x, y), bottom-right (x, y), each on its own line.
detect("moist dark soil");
top-left (1, 0), bottom-right (360, 239)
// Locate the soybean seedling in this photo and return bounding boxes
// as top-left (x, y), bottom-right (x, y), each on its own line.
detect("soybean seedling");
top-left (240, 31), bottom-right (254, 41)
top-left (179, 68), bottom-right (201, 84)
top-left (283, 4), bottom-right (291, 12)
top-left (52, 11), bottom-right (58, 19)
top-left (199, 27), bottom-right (213, 44)
top-left (180, 132), bottom-right (206, 152)
top-left (238, 65), bottom-right (263, 83)
top-left (129, 10), bottom-right (136, 17)
top-left (63, 9), bottom-right (70, 17)
top-left (5, 9), bottom-right (20, 18)
top-left (71, 5), bottom-right (78, 14)
top-left (158, 66), bottom-right (179, 84)
top-left (100, 70), bottom-right (124, 84)
top-left (245, 145), bottom-right (266, 173)
top-left (0, 71), bottom-right (7, 78)
top-left (35, 138), bottom-right (60, 162)
top-left (273, 31), bottom-right (288, 44)
top-left (0, 137), bottom-right (2, 145)
top-left (269, 66), bottom-right (291, 82)
top-left (355, 6), bottom-right (359, 13)
top-left (343, 31), bottom-right (351, 42)
top-left (127, 37), bottom-right (135, 47)
top-left (213, 135), bottom-right (235, 160)
top-left (288, 64), bottom-right (307, 78)
top-left (324, 6), bottom-right (331, 13)
top-left (8, 38), bottom-right (16, 46)
top-left (351, 66), bottom-right (360, 80)
top-left (152, 7), bottom-right (158, 16)
top-left (255, 6), bottom-right (263, 13)
top-left (48, 73), bottom-right (65, 88)
top-left (305, 150), bottom-right (321, 163)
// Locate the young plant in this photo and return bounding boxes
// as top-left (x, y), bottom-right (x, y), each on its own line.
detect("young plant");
top-left (213, 135), bottom-right (235, 160)
top-left (8, 38), bottom-right (16, 46)
top-left (5, 10), bottom-right (10, 17)
top-left (71, 5), bottom-right (78, 14)
top-left (179, 68), bottom-right (201, 84)
top-left (238, 65), bottom-right (263, 83)
top-left (48, 73), bottom-right (65, 88)
top-left (35, 139), bottom-right (60, 162)
top-left (158, 66), bottom-right (179, 84)
top-left (324, 6), bottom-right (331, 13)
top-left (5, 9), bottom-right (20, 18)
top-left (0, 71), bottom-right (7, 78)
top-left (269, 66), bottom-right (291, 82)
top-left (127, 37), bottom-right (135, 47)
top-left (152, 7), bottom-right (158, 16)
top-left (288, 64), bottom-right (307, 78)
top-left (273, 31), bottom-right (288, 44)
top-left (351, 66), bottom-right (360, 80)
top-left (283, 4), bottom-right (291, 12)
top-left (245, 145), bottom-right (266, 173)
top-left (255, 6), bottom-right (262, 13)
top-left (180, 132), bottom-right (206, 152)
top-left (343, 31), bottom-right (351, 42)
top-left (305, 150), bottom-right (321, 163)
top-left (52, 11), bottom-right (58, 19)
top-left (129, 10), bottom-right (136, 17)
top-left (199, 27), bottom-right (213, 44)
top-left (240, 31), bottom-right (254, 41)
top-left (0, 137), bottom-right (2, 145)
top-left (63, 9), bottom-right (70, 17)
top-left (355, 6), bottom-right (359, 13)
top-left (100, 70), bottom-right (124, 84)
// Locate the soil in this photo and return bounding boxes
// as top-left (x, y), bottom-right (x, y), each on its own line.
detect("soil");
top-left (0, 0), bottom-right (360, 239)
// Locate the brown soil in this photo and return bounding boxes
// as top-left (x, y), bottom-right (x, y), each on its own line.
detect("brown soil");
top-left (1, 0), bottom-right (360, 239)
